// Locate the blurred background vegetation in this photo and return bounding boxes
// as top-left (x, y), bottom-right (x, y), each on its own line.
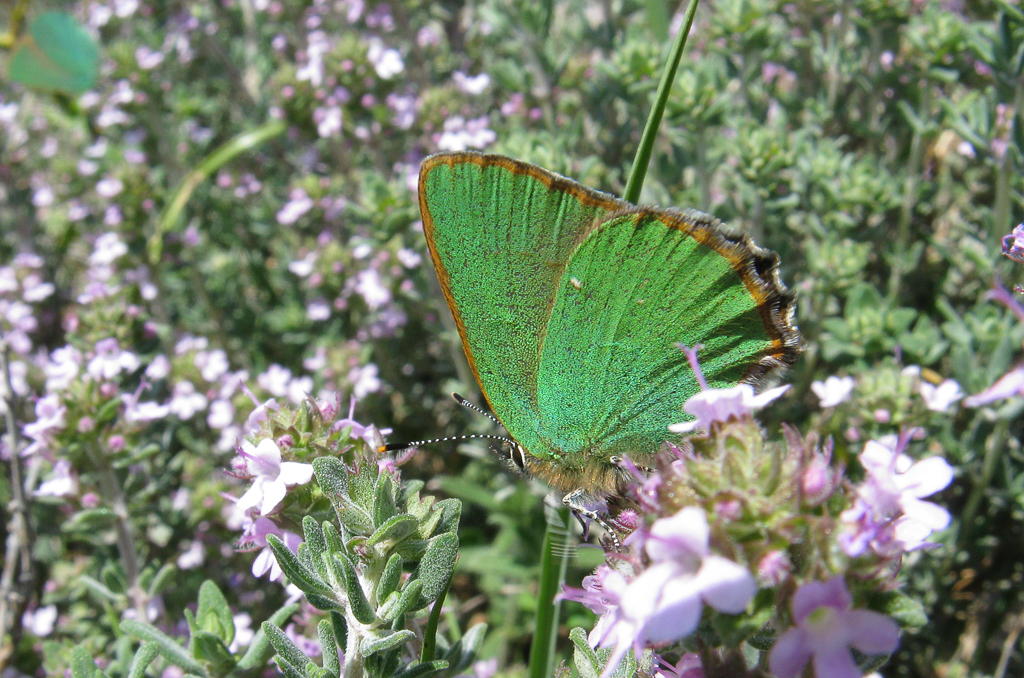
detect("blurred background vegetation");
top-left (2, 0), bottom-right (1024, 676)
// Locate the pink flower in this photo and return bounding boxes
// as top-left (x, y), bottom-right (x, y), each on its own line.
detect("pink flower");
top-left (669, 384), bottom-right (789, 433)
top-left (22, 394), bottom-right (66, 457)
top-left (769, 576), bottom-right (899, 678)
top-left (236, 438), bottom-right (313, 515)
top-left (591, 507), bottom-right (756, 678)
top-left (247, 517), bottom-right (303, 581)
top-left (36, 459), bottom-right (78, 497)
top-left (168, 381), bottom-right (209, 420)
top-left (333, 396), bottom-right (393, 446)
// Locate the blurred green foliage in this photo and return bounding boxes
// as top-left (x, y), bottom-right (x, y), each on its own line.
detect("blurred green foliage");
top-left (2, 0), bottom-right (1024, 676)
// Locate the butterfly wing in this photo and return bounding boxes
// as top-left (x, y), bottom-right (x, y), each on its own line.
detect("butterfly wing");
top-left (534, 208), bottom-right (800, 469)
top-left (419, 152), bottom-right (628, 456)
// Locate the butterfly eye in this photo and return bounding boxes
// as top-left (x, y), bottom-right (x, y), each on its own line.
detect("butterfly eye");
top-left (507, 444), bottom-right (528, 473)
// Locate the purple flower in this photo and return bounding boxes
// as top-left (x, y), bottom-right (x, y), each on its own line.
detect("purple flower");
top-left (1003, 223), bottom-right (1024, 263)
top-left (591, 507), bottom-right (756, 678)
top-left (840, 437), bottom-right (952, 556)
top-left (964, 365), bottom-right (1024, 406)
top-left (367, 39), bottom-right (403, 78)
top-left (89, 232), bottom-right (128, 266)
top-left (769, 576), bottom-right (899, 678)
top-left (276, 189), bottom-right (314, 225)
top-left (348, 363), bottom-right (382, 398)
top-left (436, 116), bottom-right (497, 151)
top-left (811, 375), bottom-right (854, 408)
top-left (654, 653), bottom-right (703, 678)
top-left (235, 438), bottom-right (313, 515)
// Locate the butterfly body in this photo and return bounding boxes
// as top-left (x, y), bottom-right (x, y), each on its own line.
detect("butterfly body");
top-left (418, 152), bottom-right (800, 510)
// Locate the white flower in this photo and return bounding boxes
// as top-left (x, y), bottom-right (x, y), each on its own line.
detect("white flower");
top-left (811, 375), bottom-right (855, 408)
top-left (919, 379), bottom-right (963, 412)
top-left (236, 439), bottom-right (314, 515)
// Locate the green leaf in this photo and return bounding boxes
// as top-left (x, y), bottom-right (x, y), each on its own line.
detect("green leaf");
top-left (266, 534), bottom-right (334, 598)
top-left (334, 553), bottom-right (377, 624)
top-left (323, 521), bottom-right (345, 554)
top-left (196, 581), bottom-right (235, 646)
top-left (236, 602), bottom-right (301, 670)
top-left (8, 12), bottom-right (99, 95)
top-left (392, 660), bottom-right (451, 678)
top-left (442, 622), bottom-right (488, 675)
top-left (871, 589), bottom-right (929, 628)
top-left (412, 531), bottom-right (459, 610)
top-left (570, 627), bottom-right (602, 678)
top-left (263, 621), bottom-right (314, 671)
top-left (302, 516), bottom-right (329, 578)
top-left (366, 514), bottom-right (419, 548)
top-left (376, 552), bottom-right (404, 602)
top-left (314, 456), bottom-right (350, 500)
top-left (318, 619), bottom-right (341, 677)
top-left (380, 579), bottom-right (423, 622)
top-left (127, 642), bottom-right (160, 678)
top-left (192, 630), bottom-right (237, 676)
top-left (120, 619), bottom-right (205, 675)
top-left (359, 629), bottom-right (416, 657)
top-left (70, 646), bottom-right (101, 678)
top-left (373, 472), bottom-right (398, 527)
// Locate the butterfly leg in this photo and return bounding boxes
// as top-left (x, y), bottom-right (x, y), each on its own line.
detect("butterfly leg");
top-left (562, 489), bottom-right (623, 552)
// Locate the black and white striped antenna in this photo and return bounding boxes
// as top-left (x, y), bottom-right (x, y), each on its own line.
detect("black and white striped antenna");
top-left (377, 393), bottom-right (520, 457)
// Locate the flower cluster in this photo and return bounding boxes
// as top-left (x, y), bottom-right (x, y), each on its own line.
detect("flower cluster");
top-left (562, 346), bottom-right (951, 678)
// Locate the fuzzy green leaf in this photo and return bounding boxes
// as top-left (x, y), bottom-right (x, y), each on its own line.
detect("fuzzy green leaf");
top-left (196, 580), bottom-right (235, 646)
top-left (318, 619), bottom-right (341, 677)
top-left (376, 552), bottom-right (404, 602)
top-left (267, 534), bottom-right (334, 597)
top-left (411, 531), bottom-right (458, 610)
top-left (302, 516), bottom-right (329, 578)
top-left (392, 660), bottom-right (450, 678)
top-left (334, 553), bottom-right (376, 624)
top-left (192, 630), bottom-right (237, 676)
top-left (263, 621), bottom-right (314, 671)
top-left (570, 627), bottom-right (602, 678)
top-left (120, 619), bottom-right (205, 675)
top-left (366, 514), bottom-right (419, 548)
top-left (381, 579), bottom-right (423, 622)
top-left (373, 472), bottom-right (398, 526)
top-left (127, 642), bottom-right (160, 678)
top-left (236, 602), bottom-right (301, 670)
top-left (359, 629), bottom-right (416, 657)
top-left (70, 646), bottom-right (101, 678)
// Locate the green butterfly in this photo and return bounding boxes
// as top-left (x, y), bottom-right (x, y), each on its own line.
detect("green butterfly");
top-left (403, 152), bottom-right (799, 524)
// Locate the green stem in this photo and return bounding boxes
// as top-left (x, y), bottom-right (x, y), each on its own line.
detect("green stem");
top-left (421, 577), bottom-right (450, 663)
top-left (957, 418), bottom-right (1008, 552)
top-left (527, 506), bottom-right (571, 678)
top-left (622, 0), bottom-right (701, 204)
top-left (147, 119), bottom-right (287, 264)
top-left (887, 81), bottom-right (931, 304)
top-left (993, 79), bottom-right (1024, 239)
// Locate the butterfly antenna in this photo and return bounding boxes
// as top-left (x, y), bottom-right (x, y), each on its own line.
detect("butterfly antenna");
top-left (378, 393), bottom-right (519, 454)
top-left (451, 392), bottom-right (503, 427)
